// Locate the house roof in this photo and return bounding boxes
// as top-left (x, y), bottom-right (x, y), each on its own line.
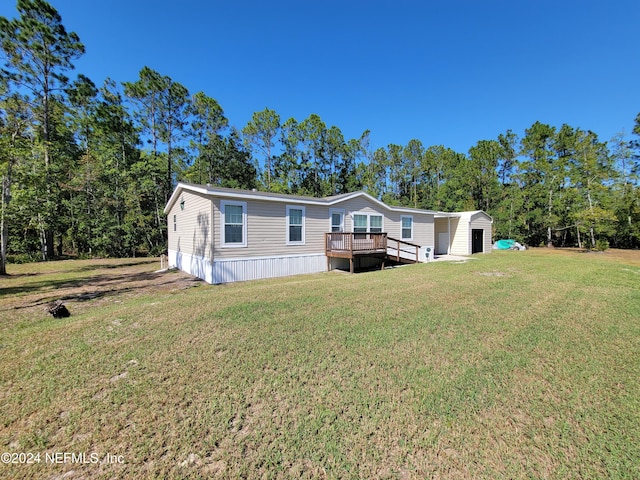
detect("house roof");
top-left (164, 182), bottom-right (442, 216)
top-left (456, 210), bottom-right (494, 222)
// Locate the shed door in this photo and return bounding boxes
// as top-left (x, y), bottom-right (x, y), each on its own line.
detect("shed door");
top-left (472, 229), bottom-right (484, 253)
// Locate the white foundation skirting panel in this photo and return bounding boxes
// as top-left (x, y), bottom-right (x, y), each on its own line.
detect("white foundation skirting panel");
top-left (168, 250), bottom-right (327, 284)
top-left (168, 249), bottom-right (214, 284)
top-left (213, 254), bottom-right (327, 284)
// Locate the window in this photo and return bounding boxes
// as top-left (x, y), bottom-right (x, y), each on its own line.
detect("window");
top-left (173, 214), bottom-right (177, 232)
top-left (369, 215), bottom-right (383, 233)
top-left (330, 209), bottom-right (344, 232)
top-left (401, 215), bottom-right (413, 240)
top-left (353, 213), bottom-right (384, 234)
top-left (286, 205), bottom-right (305, 245)
top-left (221, 200), bottom-right (247, 247)
top-left (353, 214), bottom-right (368, 234)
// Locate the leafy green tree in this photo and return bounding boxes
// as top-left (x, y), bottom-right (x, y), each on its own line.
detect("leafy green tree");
top-left (182, 131), bottom-right (256, 190)
top-left (298, 113), bottom-right (328, 196)
top-left (420, 145), bottom-right (444, 209)
top-left (633, 112), bottom-right (640, 153)
top-left (490, 130), bottom-right (521, 240)
top-left (242, 108), bottom-right (280, 190)
top-left (401, 139), bottom-right (424, 208)
top-left (338, 135), bottom-right (363, 194)
top-left (362, 146), bottom-right (388, 199)
top-left (123, 67), bottom-right (191, 253)
top-left (273, 117), bottom-right (303, 194)
top-left (468, 139), bottom-right (501, 212)
top-left (518, 121), bottom-right (562, 246)
top-left (435, 151), bottom-right (477, 212)
top-left (1, 93), bottom-right (32, 273)
top-left (93, 79), bottom-right (142, 256)
top-left (188, 91), bottom-right (228, 185)
top-left (0, 0), bottom-right (84, 259)
top-left (124, 67), bottom-right (190, 202)
top-left (497, 130), bottom-right (518, 185)
top-left (324, 125), bottom-right (345, 195)
top-left (385, 144), bottom-right (404, 204)
top-left (610, 130), bottom-right (640, 247)
top-left (215, 131), bottom-right (257, 190)
top-left (64, 74), bottom-right (99, 254)
top-left (568, 129), bottom-right (616, 248)
top-left (125, 151), bottom-right (166, 255)
top-left (420, 145), bottom-right (465, 210)
top-left (159, 78), bottom-right (190, 196)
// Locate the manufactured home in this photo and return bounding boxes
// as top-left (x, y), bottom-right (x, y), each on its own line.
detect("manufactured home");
top-left (164, 183), bottom-right (492, 284)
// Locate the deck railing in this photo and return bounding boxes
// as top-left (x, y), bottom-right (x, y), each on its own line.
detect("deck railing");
top-left (387, 236), bottom-right (420, 263)
top-left (325, 232), bottom-right (388, 254)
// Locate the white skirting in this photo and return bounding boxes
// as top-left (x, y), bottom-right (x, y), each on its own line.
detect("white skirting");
top-left (167, 250), bottom-right (327, 284)
top-left (168, 249), bottom-right (214, 284)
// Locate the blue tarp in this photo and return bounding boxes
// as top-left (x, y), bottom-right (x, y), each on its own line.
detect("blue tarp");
top-left (494, 239), bottom-right (516, 250)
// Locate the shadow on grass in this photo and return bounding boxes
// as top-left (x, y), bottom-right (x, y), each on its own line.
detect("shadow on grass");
top-left (1, 258), bottom-right (158, 278)
top-left (69, 258), bottom-right (159, 273)
top-left (2, 269), bottom-right (197, 311)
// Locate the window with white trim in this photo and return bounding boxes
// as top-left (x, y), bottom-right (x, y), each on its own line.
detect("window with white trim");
top-left (353, 214), bottom-right (368, 233)
top-left (286, 205), bottom-right (305, 245)
top-left (352, 213), bottom-right (384, 234)
top-left (401, 215), bottom-right (413, 240)
top-left (330, 209), bottom-right (344, 232)
top-left (221, 200), bottom-right (247, 247)
top-left (369, 215), bottom-right (383, 233)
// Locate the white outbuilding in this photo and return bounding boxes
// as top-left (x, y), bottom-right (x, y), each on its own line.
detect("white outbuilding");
top-left (434, 211), bottom-right (493, 256)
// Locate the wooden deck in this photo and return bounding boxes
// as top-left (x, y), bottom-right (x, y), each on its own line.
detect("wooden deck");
top-left (325, 232), bottom-right (420, 273)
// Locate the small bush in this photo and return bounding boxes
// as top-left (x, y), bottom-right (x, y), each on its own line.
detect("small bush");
top-left (7, 252), bottom-right (44, 264)
top-left (594, 239), bottom-right (610, 251)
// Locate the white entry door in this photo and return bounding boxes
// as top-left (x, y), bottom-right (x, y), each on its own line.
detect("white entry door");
top-left (437, 232), bottom-right (449, 255)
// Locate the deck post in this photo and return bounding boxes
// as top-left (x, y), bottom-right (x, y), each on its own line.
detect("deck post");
top-left (349, 257), bottom-right (354, 274)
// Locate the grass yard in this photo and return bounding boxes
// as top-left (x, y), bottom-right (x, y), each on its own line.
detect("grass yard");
top-left (0, 250), bottom-right (639, 479)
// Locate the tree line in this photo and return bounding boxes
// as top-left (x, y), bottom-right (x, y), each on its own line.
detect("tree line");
top-left (1, 0), bottom-right (639, 273)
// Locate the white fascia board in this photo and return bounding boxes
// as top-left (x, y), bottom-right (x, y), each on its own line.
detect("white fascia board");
top-left (328, 191), bottom-right (439, 215)
top-left (165, 183), bottom-right (441, 216)
top-left (163, 183), bottom-right (211, 214)
top-left (215, 191), bottom-right (327, 205)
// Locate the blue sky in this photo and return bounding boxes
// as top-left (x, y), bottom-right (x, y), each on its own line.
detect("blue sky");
top-left (2, 0), bottom-right (639, 155)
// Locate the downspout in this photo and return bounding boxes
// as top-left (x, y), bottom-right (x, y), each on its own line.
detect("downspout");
top-left (447, 216), bottom-right (451, 255)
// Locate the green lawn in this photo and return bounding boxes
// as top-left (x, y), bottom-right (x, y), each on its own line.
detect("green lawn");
top-left (1, 250), bottom-right (639, 479)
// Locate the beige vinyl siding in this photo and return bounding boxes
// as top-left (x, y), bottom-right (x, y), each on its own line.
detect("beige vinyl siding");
top-left (214, 198), bottom-right (327, 258)
top-left (331, 197), bottom-right (434, 246)
top-left (168, 190), bottom-right (213, 259)
top-left (409, 213), bottom-right (433, 246)
top-left (212, 194), bottom-right (437, 259)
top-left (333, 196), bottom-right (384, 232)
top-left (381, 211), bottom-right (434, 246)
top-left (449, 218), bottom-right (469, 255)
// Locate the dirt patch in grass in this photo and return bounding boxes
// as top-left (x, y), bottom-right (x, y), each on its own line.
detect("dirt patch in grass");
top-left (528, 247), bottom-right (640, 266)
top-left (0, 258), bottom-right (201, 319)
top-left (475, 271), bottom-right (508, 277)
